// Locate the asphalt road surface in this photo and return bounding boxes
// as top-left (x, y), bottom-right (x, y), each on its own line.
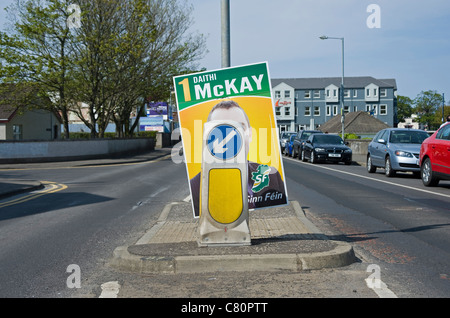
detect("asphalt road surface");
top-left (0, 150), bottom-right (449, 298)
top-left (283, 156), bottom-right (450, 297)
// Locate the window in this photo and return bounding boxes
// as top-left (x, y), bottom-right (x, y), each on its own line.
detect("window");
top-left (343, 106), bottom-right (350, 113)
top-left (285, 107), bottom-right (290, 116)
top-left (13, 124), bottom-right (22, 140)
top-left (333, 105), bottom-right (338, 116)
top-left (380, 130), bottom-right (389, 142)
top-left (305, 106), bottom-right (311, 116)
top-left (353, 90), bottom-right (357, 98)
top-left (353, 106), bottom-right (358, 112)
top-left (304, 90), bottom-right (311, 98)
top-left (344, 90), bottom-right (350, 98)
top-left (284, 90), bottom-right (290, 98)
top-left (373, 89), bottom-right (378, 97)
top-left (366, 104), bottom-right (371, 112)
top-left (380, 89), bottom-right (387, 97)
top-left (275, 91), bottom-right (281, 98)
top-left (326, 105), bottom-right (331, 116)
top-left (275, 107), bottom-right (281, 116)
top-left (314, 106), bottom-right (320, 116)
top-left (437, 125), bottom-right (450, 140)
top-left (314, 90), bottom-right (320, 98)
top-left (333, 89), bottom-right (337, 97)
top-left (380, 104), bottom-right (387, 115)
top-left (326, 90), bottom-right (330, 97)
top-left (295, 107), bottom-right (298, 117)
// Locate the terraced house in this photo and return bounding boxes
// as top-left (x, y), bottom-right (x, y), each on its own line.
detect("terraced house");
top-left (271, 77), bottom-right (397, 133)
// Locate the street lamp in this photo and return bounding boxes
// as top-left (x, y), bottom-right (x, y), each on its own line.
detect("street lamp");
top-left (320, 35), bottom-right (345, 141)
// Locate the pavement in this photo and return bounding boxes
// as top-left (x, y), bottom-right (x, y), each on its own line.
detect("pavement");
top-left (110, 200), bottom-right (357, 274)
top-left (0, 150), bottom-right (368, 274)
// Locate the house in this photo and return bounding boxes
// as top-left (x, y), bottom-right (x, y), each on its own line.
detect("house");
top-left (271, 76), bottom-right (397, 133)
top-left (397, 114), bottom-right (419, 129)
top-left (0, 85), bottom-right (61, 140)
top-left (318, 111), bottom-right (390, 138)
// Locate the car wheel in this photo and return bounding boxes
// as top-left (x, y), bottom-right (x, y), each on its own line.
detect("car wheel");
top-left (385, 156), bottom-right (396, 177)
top-left (367, 155), bottom-right (376, 173)
top-left (301, 150), bottom-right (307, 162)
top-left (421, 157), bottom-right (439, 186)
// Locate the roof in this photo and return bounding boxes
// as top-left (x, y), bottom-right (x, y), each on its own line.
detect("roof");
top-left (271, 76), bottom-right (397, 90)
top-left (318, 111), bottom-right (390, 134)
top-left (0, 84), bottom-right (62, 123)
top-left (0, 104), bottom-right (17, 122)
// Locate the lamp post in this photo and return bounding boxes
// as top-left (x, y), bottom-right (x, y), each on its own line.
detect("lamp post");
top-left (221, 0), bottom-right (230, 68)
top-left (320, 35), bottom-right (345, 141)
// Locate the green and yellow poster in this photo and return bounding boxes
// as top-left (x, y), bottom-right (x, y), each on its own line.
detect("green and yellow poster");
top-left (173, 62), bottom-right (288, 217)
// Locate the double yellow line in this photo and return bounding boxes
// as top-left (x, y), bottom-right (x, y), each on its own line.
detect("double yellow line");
top-left (0, 181), bottom-right (68, 209)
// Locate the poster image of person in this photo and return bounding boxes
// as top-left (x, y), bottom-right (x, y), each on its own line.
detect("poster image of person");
top-left (189, 100), bottom-right (287, 217)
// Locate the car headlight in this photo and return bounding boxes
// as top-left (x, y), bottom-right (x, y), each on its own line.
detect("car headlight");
top-left (395, 150), bottom-right (413, 158)
top-left (315, 147), bottom-right (326, 152)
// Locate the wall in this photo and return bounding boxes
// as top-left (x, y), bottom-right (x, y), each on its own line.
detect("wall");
top-left (0, 137), bottom-right (155, 163)
top-left (7, 109), bottom-right (61, 140)
top-left (347, 139), bottom-right (370, 155)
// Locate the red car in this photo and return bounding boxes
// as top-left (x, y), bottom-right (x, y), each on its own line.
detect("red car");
top-left (419, 123), bottom-right (450, 186)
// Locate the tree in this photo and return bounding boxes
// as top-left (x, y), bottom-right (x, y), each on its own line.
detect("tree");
top-left (70, 0), bottom-right (206, 138)
top-left (0, 0), bottom-right (77, 139)
top-left (1, 0), bottom-right (206, 138)
top-left (108, 0), bottom-right (206, 137)
top-left (396, 95), bottom-right (413, 124)
top-left (414, 90), bottom-right (443, 130)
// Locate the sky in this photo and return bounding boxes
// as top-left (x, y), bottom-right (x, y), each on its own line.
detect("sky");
top-left (1, 0), bottom-right (449, 102)
top-left (185, 0), bottom-right (450, 102)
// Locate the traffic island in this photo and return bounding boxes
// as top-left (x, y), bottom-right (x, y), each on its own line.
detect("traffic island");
top-left (110, 201), bottom-right (357, 274)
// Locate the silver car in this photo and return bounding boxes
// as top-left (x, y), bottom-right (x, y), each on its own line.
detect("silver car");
top-left (367, 128), bottom-right (429, 177)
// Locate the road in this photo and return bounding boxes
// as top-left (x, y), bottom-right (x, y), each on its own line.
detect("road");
top-left (0, 150), bottom-right (449, 298)
top-left (283, 156), bottom-right (450, 297)
top-left (0, 151), bottom-right (190, 297)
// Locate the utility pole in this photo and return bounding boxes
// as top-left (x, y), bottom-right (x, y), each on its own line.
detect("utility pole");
top-left (320, 35), bottom-right (345, 140)
top-left (221, 0), bottom-right (230, 68)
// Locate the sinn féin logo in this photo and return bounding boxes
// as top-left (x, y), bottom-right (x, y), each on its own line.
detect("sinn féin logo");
top-left (251, 164), bottom-right (271, 193)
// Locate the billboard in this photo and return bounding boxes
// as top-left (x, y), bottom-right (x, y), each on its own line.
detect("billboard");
top-left (147, 102), bottom-right (168, 117)
top-left (139, 116), bottom-right (164, 132)
top-left (173, 62), bottom-right (288, 217)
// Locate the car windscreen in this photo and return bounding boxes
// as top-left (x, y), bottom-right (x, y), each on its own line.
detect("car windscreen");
top-left (313, 135), bottom-right (343, 144)
top-left (389, 131), bottom-right (429, 144)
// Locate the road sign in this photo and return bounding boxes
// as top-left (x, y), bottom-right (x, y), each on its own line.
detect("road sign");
top-left (198, 120), bottom-right (250, 246)
top-left (206, 124), bottom-right (243, 160)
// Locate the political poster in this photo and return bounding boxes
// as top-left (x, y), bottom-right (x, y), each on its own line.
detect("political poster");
top-left (173, 62), bottom-right (288, 217)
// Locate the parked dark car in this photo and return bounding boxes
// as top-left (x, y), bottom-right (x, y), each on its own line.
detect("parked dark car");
top-left (367, 128), bottom-right (429, 177)
top-left (419, 123), bottom-right (450, 186)
top-left (292, 130), bottom-right (322, 159)
top-left (279, 131), bottom-right (296, 153)
top-left (302, 134), bottom-right (352, 164)
top-left (283, 134), bottom-right (296, 156)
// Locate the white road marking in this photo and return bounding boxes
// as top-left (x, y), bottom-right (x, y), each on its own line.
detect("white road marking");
top-left (285, 157), bottom-right (449, 199)
top-left (99, 281), bottom-right (121, 298)
top-left (365, 278), bottom-right (398, 298)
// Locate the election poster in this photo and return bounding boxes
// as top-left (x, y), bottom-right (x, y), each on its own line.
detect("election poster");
top-left (173, 62), bottom-right (288, 217)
